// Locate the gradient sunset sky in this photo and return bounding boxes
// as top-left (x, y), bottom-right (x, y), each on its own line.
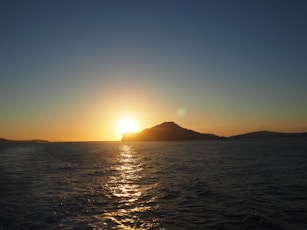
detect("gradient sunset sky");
top-left (1, 0), bottom-right (306, 141)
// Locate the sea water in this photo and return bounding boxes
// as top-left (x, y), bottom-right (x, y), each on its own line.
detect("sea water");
top-left (0, 139), bottom-right (306, 229)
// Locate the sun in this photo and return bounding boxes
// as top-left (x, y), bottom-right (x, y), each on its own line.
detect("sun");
top-left (117, 117), bottom-right (138, 135)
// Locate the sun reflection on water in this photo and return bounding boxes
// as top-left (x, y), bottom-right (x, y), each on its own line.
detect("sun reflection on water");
top-left (108, 146), bottom-right (142, 201)
top-left (102, 145), bottom-right (159, 229)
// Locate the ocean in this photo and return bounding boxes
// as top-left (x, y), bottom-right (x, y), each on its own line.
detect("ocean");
top-left (0, 139), bottom-right (306, 229)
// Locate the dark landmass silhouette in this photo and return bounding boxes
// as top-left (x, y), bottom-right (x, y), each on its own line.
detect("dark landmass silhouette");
top-left (1, 123), bottom-right (307, 143)
top-left (0, 138), bottom-right (49, 143)
top-left (122, 122), bottom-right (224, 141)
top-left (230, 131), bottom-right (307, 139)
top-left (122, 121), bottom-right (307, 142)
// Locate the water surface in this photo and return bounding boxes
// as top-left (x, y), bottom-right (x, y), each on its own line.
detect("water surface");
top-left (0, 139), bottom-right (306, 229)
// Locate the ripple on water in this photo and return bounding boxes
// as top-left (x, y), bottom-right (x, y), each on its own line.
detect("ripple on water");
top-left (1, 140), bottom-right (307, 229)
top-left (101, 145), bottom-right (161, 229)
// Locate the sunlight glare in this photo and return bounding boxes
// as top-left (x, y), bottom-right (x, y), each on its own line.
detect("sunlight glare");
top-left (117, 117), bottom-right (138, 135)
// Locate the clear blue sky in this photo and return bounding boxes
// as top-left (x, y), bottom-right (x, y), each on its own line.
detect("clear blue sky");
top-left (1, 0), bottom-right (306, 141)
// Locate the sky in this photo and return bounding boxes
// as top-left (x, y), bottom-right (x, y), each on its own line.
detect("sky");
top-left (1, 0), bottom-right (307, 141)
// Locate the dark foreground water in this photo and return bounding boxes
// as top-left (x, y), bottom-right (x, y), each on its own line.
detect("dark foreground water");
top-left (0, 139), bottom-right (307, 230)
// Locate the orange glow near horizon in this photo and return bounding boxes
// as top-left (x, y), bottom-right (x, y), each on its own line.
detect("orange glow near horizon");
top-left (1, 117), bottom-right (306, 142)
top-left (1, 95), bottom-right (306, 142)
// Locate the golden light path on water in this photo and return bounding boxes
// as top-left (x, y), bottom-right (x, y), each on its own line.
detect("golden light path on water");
top-left (102, 145), bottom-right (160, 229)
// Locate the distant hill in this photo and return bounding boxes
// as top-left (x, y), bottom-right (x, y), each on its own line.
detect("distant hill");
top-left (122, 122), bottom-right (224, 141)
top-left (230, 131), bottom-right (307, 139)
top-left (0, 138), bottom-right (49, 143)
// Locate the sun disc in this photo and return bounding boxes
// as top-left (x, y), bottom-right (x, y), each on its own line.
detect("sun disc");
top-left (117, 117), bottom-right (138, 135)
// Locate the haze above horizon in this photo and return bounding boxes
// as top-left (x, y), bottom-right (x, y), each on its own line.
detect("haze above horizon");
top-left (1, 0), bottom-right (306, 141)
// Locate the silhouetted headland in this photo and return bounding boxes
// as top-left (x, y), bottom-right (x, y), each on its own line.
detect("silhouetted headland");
top-left (122, 122), bottom-right (224, 141)
top-left (230, 131), bottom-right (307, 139)
top-left (122, 122), bottom-right (307, 142)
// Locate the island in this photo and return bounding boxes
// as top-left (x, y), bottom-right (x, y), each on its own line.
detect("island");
top-left (0, 138), bottom-right (49, 143)
top-left (121, 121), bottom-right (224, 141)
top-left (229, 131), bottom-right (307, 139)
top-left (122, 121), bottom-right (307, 142)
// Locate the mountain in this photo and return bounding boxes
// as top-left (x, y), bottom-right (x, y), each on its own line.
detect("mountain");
top-left (121, 122), bottom-right (223, 141)
top-left (230, 131), bottom-right (307, 139)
